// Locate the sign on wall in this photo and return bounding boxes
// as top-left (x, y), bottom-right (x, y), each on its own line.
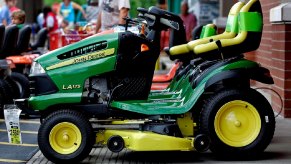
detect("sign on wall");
top-left (188, 0), bottom-right (219, 25)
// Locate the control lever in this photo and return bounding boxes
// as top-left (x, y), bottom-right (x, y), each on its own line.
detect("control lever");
top-left (123, 17), bottom-right (140, 31)
top-left (215, 40), bottom-right (224, 60)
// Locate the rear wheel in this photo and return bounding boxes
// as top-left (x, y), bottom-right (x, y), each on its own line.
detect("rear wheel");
top-left (38, 109), bottom-right (94, 163)
top-left (200, 88), bottom-right (275, 159)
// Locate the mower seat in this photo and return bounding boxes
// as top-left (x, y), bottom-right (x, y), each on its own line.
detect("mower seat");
top-left (193, 0), bottom-right (263, 60)
top-left (15, 25), bottom-right (32, 54)
top-left (0, 25), bottom-right (19, 58)
top-left (199, 24), bottom-right (217, 39)
top-left (30, 28), bottom-right (48, 50)
top-left (152, 62), bottom-right (180, 83)
top-left (169, 1), bottom-right (245, 61)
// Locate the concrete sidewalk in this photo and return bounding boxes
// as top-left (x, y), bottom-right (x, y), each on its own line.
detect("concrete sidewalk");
top-left (27, 117), bottom-right (291, 164)
top-left (0, 118), bottom-right (39, 164)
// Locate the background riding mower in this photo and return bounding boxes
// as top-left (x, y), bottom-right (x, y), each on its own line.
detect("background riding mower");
top-left (0, 25), bottom-right (29, 116)
top-left (15, 0), bottom-right (275, 163)
top-left (3, 25), bottom-right (48, 100)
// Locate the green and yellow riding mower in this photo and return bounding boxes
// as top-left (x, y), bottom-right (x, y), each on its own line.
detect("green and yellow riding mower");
top-left (15, 0), bottom-right (275, 163)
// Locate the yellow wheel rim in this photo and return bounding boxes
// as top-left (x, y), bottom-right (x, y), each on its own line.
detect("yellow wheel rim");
top-left (214, 100), bottom-right (261, 147)
top-left (49, 122), bottom-right (82, 154)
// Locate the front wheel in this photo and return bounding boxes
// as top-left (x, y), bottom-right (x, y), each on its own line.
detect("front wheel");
top-left (200, 88), bottom-right (275, 159)
top-left (38, 109), bottom-right (94, 163)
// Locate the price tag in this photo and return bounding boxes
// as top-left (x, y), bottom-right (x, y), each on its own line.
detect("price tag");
top-left (4, 105), bottom-right (22, 144)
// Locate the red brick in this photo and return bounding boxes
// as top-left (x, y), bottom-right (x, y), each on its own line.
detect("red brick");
top-left (273, 77), bottom-right (284, 88)
top-left (272, 59), bottom-right (285, 70)
top-left (256, 58), bottom-right (273, 67)
top-left (285, 81), bottom-right (291, 89)
top-left (272, 50), bottom-right (291, 60)
top-left (263, 26), bottom-right (272, 32)
top-left (285, 41), bottom-right (291, 51)
top-left (245, 52), bottom-right (256, 61)
top-left (270, 68), bottom-right (286, 78)
top-left (266, 58), bottom-right (291, 71)
top-left (284, 61), bottom-right (291, 70)
top-left (273, 24), bottom-right (288, 31)
top-left (262, 32), bottom-right (272, 39)
top-left (284, 90), bottom-right (291, 98)
top-left (260, 39), bottom-right (273, 46)
top-left (272, 41), bottom-right (286, 50)
top-left (272, 85), bottom-right (284, 92)
top-left (256, 50), bottom-right (271, 56)
top-left (258, 44), bottom-right (271, 52)
top-left (283, 100), bottom-right (291, 108)
top-left (271, 85), bottom-right (284, 96)
top-left (272, 33), bottom-right (287, 41)
top-left (272, 77), bottom-right (291, 89)
top-left (284, 110), bottom-right (291, 118)
top-left (256, 54), bottom-right (271, 61)
top-left (262, 3), bottom-right (279, 11)
top-left (286, 25), bottom-right (291, 31)
top-left (285, 33), bottom-right (291, 42)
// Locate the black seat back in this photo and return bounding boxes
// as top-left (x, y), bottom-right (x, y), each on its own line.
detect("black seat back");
top-left (0, 25), bottom-right (19, 57)
top-left (30, 28), bottom-right (48, 50)
top-left (192, 25), bottom-right (204, 40)
top-left (0, 25), bottom-right (5, 53)
top-left (16, 25), bottom-right (32, 54)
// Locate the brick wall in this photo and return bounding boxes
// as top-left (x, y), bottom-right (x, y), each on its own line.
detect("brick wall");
top-left (246, 0), bottom-right (291, 117)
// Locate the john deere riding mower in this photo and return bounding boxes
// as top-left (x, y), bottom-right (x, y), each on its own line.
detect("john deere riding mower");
top-left (15, 0), bottom-right (275, 163)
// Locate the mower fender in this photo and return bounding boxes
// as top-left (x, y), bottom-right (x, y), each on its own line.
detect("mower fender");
top-left (205, 67), bottom-right (274, 89)
top-left (249, 66), bottom-right (274, 84)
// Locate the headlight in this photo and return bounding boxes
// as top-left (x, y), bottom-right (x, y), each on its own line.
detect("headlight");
top-left (30, 62), bottom-right (46, 75)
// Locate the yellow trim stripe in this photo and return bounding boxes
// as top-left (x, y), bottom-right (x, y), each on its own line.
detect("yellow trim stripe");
top-left (0, 119), bottom-right (40, 124)
top-left (0, 129), bottom-right (38, 134)
top-left (0, 142), bottom-right (38, 147)
top-left (0, 158), bottom-right (26, 163)
top-left (46, 48), bottom-right (115, 70)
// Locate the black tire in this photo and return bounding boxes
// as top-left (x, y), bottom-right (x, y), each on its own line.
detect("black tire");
top-left (6, 72), bottom-right (30, 98)
top-left (5, 76), bottom-right (20, 99)
top-left (200, 88), bottom-right (275, 159)
top-left (2, 79), bottom-right (14, 103)
top-left (0, 79), bottom-right (7, 117)
top-left (38, 109), bottom-right (94, 163)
